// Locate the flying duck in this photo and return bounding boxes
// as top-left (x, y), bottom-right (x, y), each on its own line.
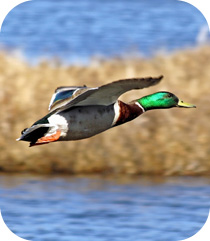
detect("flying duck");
top-left (17, 76), bottom-right (195, 147)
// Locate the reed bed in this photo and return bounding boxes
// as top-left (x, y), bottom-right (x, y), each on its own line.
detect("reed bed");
top-left (0, 46), bottom-right (210, 175)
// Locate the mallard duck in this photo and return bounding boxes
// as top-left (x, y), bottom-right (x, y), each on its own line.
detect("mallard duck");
top-left (17, 76), bottom-right (195, 147)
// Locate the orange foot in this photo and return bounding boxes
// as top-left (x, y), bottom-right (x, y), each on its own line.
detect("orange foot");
top-left (30, 130), bottom-right (61, 147)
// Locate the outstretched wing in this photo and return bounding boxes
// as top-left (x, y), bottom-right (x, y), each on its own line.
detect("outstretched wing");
top-left (76, 75), bottom-right (163, 106)
top-left (50, 75), bottom-right (163, 113)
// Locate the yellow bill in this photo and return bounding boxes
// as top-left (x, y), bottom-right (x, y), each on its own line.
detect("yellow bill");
top-left (178, 100), bottom-right (196, 108)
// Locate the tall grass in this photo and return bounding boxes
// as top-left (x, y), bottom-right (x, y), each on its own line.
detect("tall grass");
top-left (0, 46), bottom-right (210, 175)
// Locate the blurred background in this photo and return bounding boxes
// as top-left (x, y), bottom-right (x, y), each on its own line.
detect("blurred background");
top-left (0, 0), bottom-right (209, 63)
top-left (0, 0), bottom-right (210, 240)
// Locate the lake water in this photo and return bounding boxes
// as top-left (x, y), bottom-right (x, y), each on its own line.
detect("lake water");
top-left (0, 175), bottom-right (210, 241)
top-left (0, 0), bottom-right (208, 64)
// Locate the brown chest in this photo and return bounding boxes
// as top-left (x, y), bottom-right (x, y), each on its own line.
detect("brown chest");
top-left (113, 101), bottom-right (144, 126)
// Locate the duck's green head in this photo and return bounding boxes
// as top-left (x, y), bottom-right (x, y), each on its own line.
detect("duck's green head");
top-left (137, 92), bottom-right (196, 111)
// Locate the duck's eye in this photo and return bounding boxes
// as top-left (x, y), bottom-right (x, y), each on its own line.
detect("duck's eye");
top-left (167, 93), bottom-right (173, 98)
top-left (21, 128), bottom-right (28, 134)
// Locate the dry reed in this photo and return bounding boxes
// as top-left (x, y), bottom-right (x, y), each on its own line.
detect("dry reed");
top-left (0, 46), bottom-right (210, 175)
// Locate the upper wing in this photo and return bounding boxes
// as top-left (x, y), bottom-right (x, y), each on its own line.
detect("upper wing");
top-left (50, 75), bottom-right (163, 113)
top-left (76, 75), bottom-right (163, 106)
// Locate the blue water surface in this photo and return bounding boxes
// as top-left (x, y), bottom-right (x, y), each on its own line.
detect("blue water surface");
top-left (0, 0), bottom-right (208, 63)
top-left (0, 175), bottom-right (210, 241)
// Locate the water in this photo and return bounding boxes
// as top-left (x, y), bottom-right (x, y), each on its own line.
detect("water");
top-left (0, 175), bottom-right (210, 241)
top-left (0, 0), bottom-right (208, 63)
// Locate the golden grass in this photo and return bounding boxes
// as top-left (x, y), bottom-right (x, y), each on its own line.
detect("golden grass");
top-left (0, 46), bottom-right (210, 175)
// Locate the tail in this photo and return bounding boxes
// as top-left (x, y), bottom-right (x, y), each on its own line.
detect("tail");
top-left (17, 124), bottom-right (50, 147)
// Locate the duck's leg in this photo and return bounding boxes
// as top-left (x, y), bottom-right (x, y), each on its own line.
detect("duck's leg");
top-left (30, 130), bottom-right (61, 147)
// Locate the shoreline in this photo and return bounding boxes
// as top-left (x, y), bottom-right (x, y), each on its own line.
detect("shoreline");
top-left (0, 46), bottom-right (210, 176)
